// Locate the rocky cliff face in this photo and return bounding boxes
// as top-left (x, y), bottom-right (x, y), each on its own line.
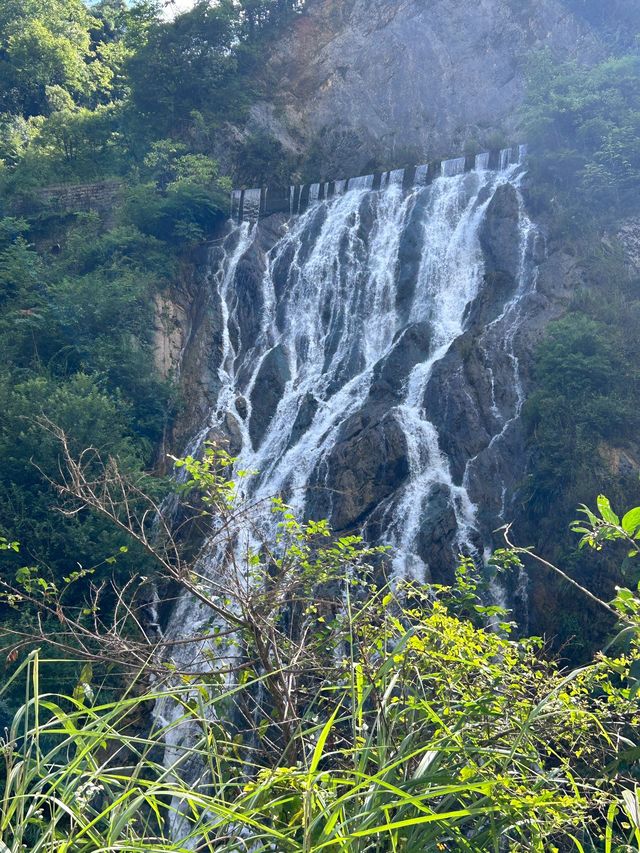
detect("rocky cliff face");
top-left (160, 0), bottom-right (640, 654)
top-left (246, 0), bottom-right (605, 178)
top-left (168, 163), bottom-right (565, 590)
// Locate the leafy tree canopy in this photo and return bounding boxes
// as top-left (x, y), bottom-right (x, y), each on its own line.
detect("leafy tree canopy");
top-left (524, 51), bottom-right (640, 221)
top-left (0, 0), bottom-right (112, 115)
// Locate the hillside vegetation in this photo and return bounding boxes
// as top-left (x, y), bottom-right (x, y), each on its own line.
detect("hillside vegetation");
top-left (0, 445), bottom-right (640, 851)
top-left (1, 3), bottom-right (640, 849)
top-left (0, 0), bottom-right (305, 713)
top-left (521, 51), bottom-right (640, 655)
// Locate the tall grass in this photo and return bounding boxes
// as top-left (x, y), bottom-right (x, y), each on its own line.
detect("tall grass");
top-left (1, 583), bottom-right (637, 852)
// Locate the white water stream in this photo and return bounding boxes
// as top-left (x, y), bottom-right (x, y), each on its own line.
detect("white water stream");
top-left (155, 154), bottom-right (539, 840)
top-left (159, 154), bottom-right (537, 667)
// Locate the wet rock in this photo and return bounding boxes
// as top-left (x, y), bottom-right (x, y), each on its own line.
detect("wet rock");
top-left (310, 410), bottom-right (409, 530)
top-left (467, 418), bottom-right (526, 529)
top-left (234, 251), bottom-right (267, 352)
top-left (369, 322), bottom-right (431, 403)
top-left (289, 392), bottom-right (319, 447)
top-left (423, 339), bottom-right (495, 484)
top-left (480, 183), bottom-right (521, 277)
top-left (532, 232), bottom-right (547, 265)
top-left (464, 183), bottom-right (522, 330)
top-left (221, 414), bottom-right (243, 457)
top-left (235, 396), bottom-right (248, 420)
top-left (416, 484), bottom-right (459, 582)
top-left (395, 197), bottom-right (430, 319)
top-left (249, 344), bottom-right (291, 448)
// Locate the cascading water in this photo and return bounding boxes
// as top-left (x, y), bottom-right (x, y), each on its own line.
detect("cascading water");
top-left (162, 155), bottom-right (539, 668)
top-left (441, 156), bottom-right (467, 177)
top-left (347, 173), bottom-right (375, 191)
top-left (475, 152), bottom-right (491, 171)
top-left (380, 168), bottom-right (406, 189)
top-left (379, 178), bottom-right (503, 579)
top-left (156, 156), bottom-right (540, 842)
top-left (241, 187), bottom-right (261, 222)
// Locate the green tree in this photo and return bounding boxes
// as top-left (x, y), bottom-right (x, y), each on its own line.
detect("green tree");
top-left (524, 52), bottom-right (640, 221)
top-left (0, 217), bottom-right (42, 312)
top-left (122, 141), bottom-right (231, 243)
top-left (0, 211), bottom-right (174, 611)
top-left (0, 0), bottom-right (112, 116)
top-left (0, 373), bottom-right (151, 584)
top-left (126, 0), bottom-right (244, 135)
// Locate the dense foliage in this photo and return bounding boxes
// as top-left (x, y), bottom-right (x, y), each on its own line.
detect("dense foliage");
top-left (0, 0), bottom-right (308, 708)
top-left (0, 212), bottom-right (175, 720)
top-left (520, 49), bottom-right (640, 654)
top-left (1, 452), bottom-right (640, 851)
top-left (0, 0), bottom-right (306, 190)
top-left (524, 51), bottom-right (640, 226)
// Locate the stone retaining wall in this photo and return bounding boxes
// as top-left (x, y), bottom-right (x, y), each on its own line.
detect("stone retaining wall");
top-left (35, 180), bottom-right (122, 213)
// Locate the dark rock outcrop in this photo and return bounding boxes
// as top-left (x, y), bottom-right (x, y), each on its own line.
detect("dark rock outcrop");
top-left (250, 344), bottom-right (291, 448)
top-left (310, 409), bottom-right (409, 531)
top-left (370, 322), bottom-right (431, 402)
top-left (416, 484), bottom-right (460, 581)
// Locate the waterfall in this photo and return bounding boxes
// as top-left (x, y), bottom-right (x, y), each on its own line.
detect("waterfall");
top-left (308, 182), bottom-right (321, 204)
top-left (347, 173), bottom-right (375, 190)
top-left (414, 164), bottom-right (430, 184)
top-left (500, 147), bottom-right (512, 170)
top-left (231, 189), bottom-right (242, 221)
top-left (441, 156), bottom-right (466, 177)
top-left (241, 147), bottom-right (525, 223)
top-left (475, 152), bottom-right (490, 171)
top-left (380, 168), bottom-right (406, 189)
top-left (241, 187), bottom-right (261, 222)
top-left (380, 176), bottom-right (502, 578)
top-left (160, 153), bottom-right (539, 698)
top-left (167, 159), bottom-right (537, 642)
top-left (157, 159), bottom-right (539, 840)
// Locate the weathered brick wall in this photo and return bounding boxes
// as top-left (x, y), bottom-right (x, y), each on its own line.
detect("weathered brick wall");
top-left (34, 180), bottom-right (123, 214)
top-left (10, 180), bottom-right (124, 250)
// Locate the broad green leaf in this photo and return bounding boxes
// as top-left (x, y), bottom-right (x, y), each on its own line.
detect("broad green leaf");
top-left (309, 703), bottom-right (341, 776)
top-left (598, 495), bottom-right (620, 526)
top-left (344, 806), bottom-right (500, 839)
top-left (622, 507), bottom-right (640, 537)
top-left (567, 834), bottom-right (585, 853)
top-left (605, 802), bottom-right (618, 853)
